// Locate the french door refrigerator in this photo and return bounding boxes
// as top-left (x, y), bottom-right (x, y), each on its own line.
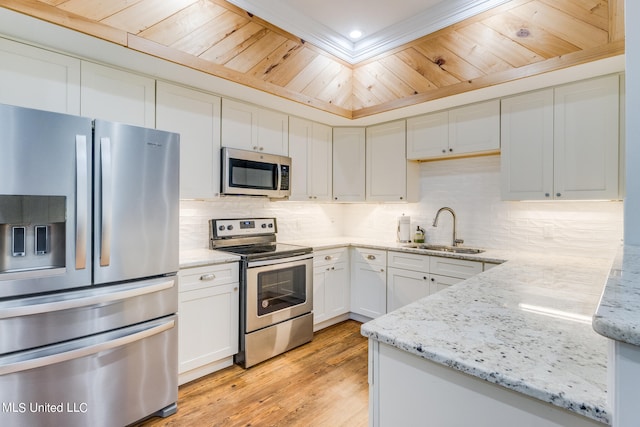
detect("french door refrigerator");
top-left (0, 103), bottom-right (180, 427)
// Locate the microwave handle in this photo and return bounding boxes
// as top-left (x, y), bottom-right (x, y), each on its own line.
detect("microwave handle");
top-left (277, 163), bottom-right (283, 191)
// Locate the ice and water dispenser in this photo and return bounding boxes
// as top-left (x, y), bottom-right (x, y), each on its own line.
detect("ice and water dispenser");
top-left (0, 195), bottom-right (66, 274)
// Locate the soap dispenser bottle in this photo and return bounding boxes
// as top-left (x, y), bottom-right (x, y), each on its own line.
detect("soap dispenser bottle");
top-left (414, 226), bottom-right (425, 244)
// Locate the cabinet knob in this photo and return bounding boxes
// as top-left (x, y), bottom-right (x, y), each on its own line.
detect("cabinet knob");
top-left (431, 278), bottom-right (435, 282)
top-left (324, 255), bottom-right (333, 260)
top-left (234, 287), bottom-right (238, 291)
top-left (380, 268), bottom-right (385, 273)
top-left (200, 274), bottom-right (216, 281)
top-left (545, 193), bottom-right (550, 197)
top-left (334, 197), bottom-right (338, 200)
top-left (556, 192), bottom-right (561, 197)
top-left (253, 146), bottom-right (259, 150)
top-left (442, 149), bottom-right (447, 153)
top-left (423, 276), bottom-right (427, 280)
top-left (367, 255), bottom-right (376, 260)
top-left (449, 148), bottom-right (453, 152)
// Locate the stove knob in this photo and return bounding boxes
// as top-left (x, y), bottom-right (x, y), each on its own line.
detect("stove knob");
top-left (261, 223), bottom-right (267, 229)
top-left (268, 223), bottom-right (273, 228)
top-left (218, 225), bottom-right (225, 231)
top-left (227, 225), bottom-right (234, 231)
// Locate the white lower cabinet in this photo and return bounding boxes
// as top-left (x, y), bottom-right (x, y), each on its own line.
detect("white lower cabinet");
top-left (313, 248), bottom-right (350, 330)
top-left (387, 251), bottom-right (484, 311)
top-left (351, 248), bottom-right (387, 319)
top-left (178, 262), bottom-right (239, 385)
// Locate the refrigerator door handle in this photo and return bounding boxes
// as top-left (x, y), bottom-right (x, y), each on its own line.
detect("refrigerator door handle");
top-left (0, 318), bottom-right (175, 375)
top-left (75, 135), bottom-right (88, 270)
top-left (0, 278), bottom-right (175, 319)
top-left (100, 137), bottom-right (112, 267)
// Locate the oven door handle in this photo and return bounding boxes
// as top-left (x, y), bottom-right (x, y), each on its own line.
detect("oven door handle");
top-left (247, 253), bottom-right (312, 268)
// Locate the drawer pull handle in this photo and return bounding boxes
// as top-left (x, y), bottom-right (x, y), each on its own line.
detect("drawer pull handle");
top-left (200, 274), bottom-right (216, 281)
top-left (324, 255), bottom-right (333, 260)
top-left (367, 255), bottom-right (376, 260)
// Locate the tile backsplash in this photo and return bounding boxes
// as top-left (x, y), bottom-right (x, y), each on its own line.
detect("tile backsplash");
top-left (181, 155), bottom-right (623, 257)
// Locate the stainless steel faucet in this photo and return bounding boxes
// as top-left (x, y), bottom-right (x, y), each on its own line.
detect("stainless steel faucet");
top-left (432, 207), bottom-right (464, 247)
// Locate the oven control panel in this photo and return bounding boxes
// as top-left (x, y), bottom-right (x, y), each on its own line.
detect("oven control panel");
top-left (212, 218), bottom-right (277, 238)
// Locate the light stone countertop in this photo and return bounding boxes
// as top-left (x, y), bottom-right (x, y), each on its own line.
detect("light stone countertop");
top-left (179, 248), bottom-right (240, 269)
top-left (360, 252), bottom-right (614, 425)
top-left (177, 239), bottom-right (615, 423)
top-left (593, 244), bottom-right (640, 346)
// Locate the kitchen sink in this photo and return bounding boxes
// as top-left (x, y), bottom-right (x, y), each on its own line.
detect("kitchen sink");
top-left (409, 244), bottom-right (485, 254)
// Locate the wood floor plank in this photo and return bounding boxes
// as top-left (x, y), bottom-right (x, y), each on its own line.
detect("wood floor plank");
top-left (132, 320), bottom-right (368, 427)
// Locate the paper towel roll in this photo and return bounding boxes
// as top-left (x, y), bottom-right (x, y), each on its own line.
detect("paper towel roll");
top-left (397, 215), bottom-right (411, 243)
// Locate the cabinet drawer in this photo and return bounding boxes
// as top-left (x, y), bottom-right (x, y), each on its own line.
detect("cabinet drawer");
top-left (429, 257), bottom-right (482, 279)
top-left (352, 247), bottom-right (386, 267)
top-left (314, 247), bottom-right (349, 267)
top-left (179, 262), bottom-right (240, 292)
top-left (387, 251), bottom-right (429, 272)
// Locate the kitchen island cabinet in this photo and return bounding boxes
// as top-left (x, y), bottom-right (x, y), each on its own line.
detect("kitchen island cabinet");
top-left (501, 74), bottom-right (620, 201)
top-left (156, 81), bottom-right (221, 199)
top-left (0, 37), bottom-right (80, 114)
top-left (289, 117), bottom-right (333, 201)
top-left (177, 262), bottom-right (239, 385)
top-left (313, 248), bottom-right (350, 330)
top-left (221, 98), bottom-right (288, 156)
top-left (362, 253), bottom-right (612, 427)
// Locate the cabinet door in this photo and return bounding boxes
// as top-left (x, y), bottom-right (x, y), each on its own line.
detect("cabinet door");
top-left (429, 274), bottom-right (462, 294)
top-left (221, 98), bottom-right (257, 151)
top-left (257, 107), bottom-right (289, 155)
top-left (333, 127), bottom-right (366, 202)
top-left (366, 120), bottom-right (408, 202)
top-left (0, 37), bottom-right (80, 114)
top-left (156, 82), bottom-right (221, 199)
top-left (501, 89), bottom-right (554, 200)
top-left (221, 98), bottom-right (288, 155)
top-left (289, 117), bottom-right (332, 201)
top-left (406, 111), bottom-right (449, 159)
top-left (351, 263), bottom-right (387, 319)
top-left (313, 268), bottom-right (328, 323)
top-left (81, 61), bottom-right (155, 127)
top-left (554, 75), bottom-right (619, 200)
top-left (449, 100), bottom-right (500, 155)
top-left (178, 282), bottom-right (239, 374)
top-left (326, 261), bottom-right (349, 318)
top-left (387, 267), bottom-right (429, 312)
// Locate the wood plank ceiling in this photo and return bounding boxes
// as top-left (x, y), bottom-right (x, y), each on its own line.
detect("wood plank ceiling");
top-left (0, 0), bottom-right (624, 119)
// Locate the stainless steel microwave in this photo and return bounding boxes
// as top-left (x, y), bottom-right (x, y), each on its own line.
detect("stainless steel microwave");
top-left (221, 147), bottom-right (291, 198)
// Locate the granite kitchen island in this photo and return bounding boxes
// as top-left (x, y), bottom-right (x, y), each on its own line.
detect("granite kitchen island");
top-left (361, 251), bottom-right (614, 427)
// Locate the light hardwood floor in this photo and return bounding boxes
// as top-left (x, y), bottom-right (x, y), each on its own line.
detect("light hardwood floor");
top-left (133, 320), bottom-right (368, 427)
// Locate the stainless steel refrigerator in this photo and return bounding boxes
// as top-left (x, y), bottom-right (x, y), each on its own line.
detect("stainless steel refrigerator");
top-left (0, 103), bottom-right (180, 427)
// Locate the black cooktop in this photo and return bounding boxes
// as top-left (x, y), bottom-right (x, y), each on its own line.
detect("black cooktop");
top-left (216, 242), bottom-right (312, 261)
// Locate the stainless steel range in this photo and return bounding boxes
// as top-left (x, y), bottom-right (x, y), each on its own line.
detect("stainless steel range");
top-left (210, 218), bottom-right (313, 368)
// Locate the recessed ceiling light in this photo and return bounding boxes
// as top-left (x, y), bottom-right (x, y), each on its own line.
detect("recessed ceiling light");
top-left (349, 30), bottom-right (363, 40)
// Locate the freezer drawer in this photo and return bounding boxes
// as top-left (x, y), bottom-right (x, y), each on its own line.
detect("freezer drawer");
top-left (0, 276), bottom-right (178, 354)
top-left (0, 315), bottom-right (178, 427)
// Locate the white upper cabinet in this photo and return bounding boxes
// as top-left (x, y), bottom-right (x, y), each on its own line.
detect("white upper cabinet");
top-left (407, 100), bottom-right (500, 160)
top-left (0, 37), bottom-right (80, 114)
top-left (80, 61), bottom-right (155, 127)
top-left (366, 120), bottom-right (419, 202)
top-left (406, 110), bottom-right (448, 159)
top-left (289, 117), bottom-right (333, 201)
top-left (156, 82), bottom-right (221, 199)
top-left (221, 98), bottom-right (289, 156)
top-left (333, 127), bottom-right (366, 202)
top-left (553, 75), bottom-right (619, 200)
top-left (501, 89), bottom-right (554, 200)
top-left (501, 75), bottom-right (620, 200)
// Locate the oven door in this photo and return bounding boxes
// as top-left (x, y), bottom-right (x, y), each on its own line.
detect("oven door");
top-left (245, 254), bottom-right (313, 333)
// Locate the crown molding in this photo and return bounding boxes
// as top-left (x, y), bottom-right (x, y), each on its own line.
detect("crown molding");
top-left (226, 0), bottom-right (512, 64)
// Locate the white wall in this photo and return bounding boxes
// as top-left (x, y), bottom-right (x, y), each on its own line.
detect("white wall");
top-left (181, 156), bottom-right (623, 257)
top-left (625, 1), bottom-right (640, 244)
